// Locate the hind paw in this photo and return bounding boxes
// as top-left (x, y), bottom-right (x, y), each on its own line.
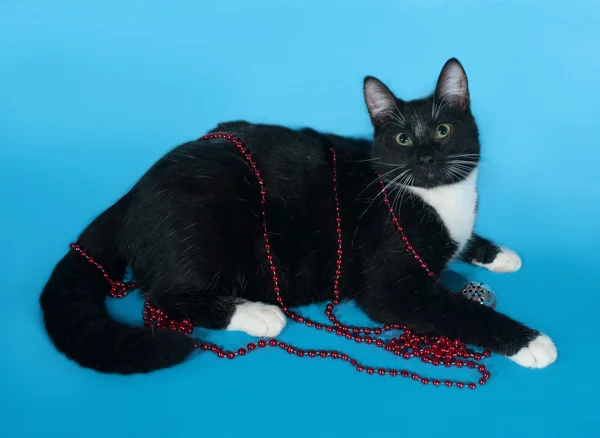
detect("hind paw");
top-left (226, 301), bottom-right (286, 337)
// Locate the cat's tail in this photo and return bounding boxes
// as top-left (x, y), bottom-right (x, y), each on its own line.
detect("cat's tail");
top-left (39, 195), bottom-right (196, 374)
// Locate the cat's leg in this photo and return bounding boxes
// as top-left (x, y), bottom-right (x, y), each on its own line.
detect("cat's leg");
top-left (459, 233), bottom-right (522, 273)
top-left (354, 279), bottom-right (557, 368)
top-left (150, 290), bottom-right (286, 337)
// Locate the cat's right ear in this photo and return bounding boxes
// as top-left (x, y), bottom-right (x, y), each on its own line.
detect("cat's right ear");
top-left (363, 76), bottom-right (397, 127)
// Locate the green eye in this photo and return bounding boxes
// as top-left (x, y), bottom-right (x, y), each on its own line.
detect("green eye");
top-left (395, 133), bottom-right (412, 146)
top-left (435, 123), bottom-right (452, 139)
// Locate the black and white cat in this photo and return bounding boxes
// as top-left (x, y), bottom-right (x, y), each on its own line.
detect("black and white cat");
top-left (40, 58), bottom-right (557, 374)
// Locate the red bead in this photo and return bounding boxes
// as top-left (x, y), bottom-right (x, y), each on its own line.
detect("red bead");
top-left (456, 382), bottom-right (464, 389)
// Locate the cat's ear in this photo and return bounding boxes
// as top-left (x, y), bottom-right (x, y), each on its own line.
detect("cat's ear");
top-left (435, 58), bottom-right (470, 111)
top-left (363, 76), bottom-right (397, 127)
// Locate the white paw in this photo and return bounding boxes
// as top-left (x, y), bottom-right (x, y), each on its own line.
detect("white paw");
top-left (226, 301), bottom-right (286, 337)
top-left (475, 247), bottom-right (522, 273)
top-left (508, 334), bottom-right (557, 368)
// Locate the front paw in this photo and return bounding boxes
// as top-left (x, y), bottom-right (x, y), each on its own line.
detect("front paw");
top-left (475, 247), bottom-right (522, 273)
top-left (508, 334), bottom-right (557, 368)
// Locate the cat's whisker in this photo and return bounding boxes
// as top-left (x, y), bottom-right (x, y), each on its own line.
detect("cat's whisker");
top-left (382, 112), bottom-right (406, 128)
top-left (448, 163), bottom-right (475, 171)
top-left (347, 157), bottom-right (383, 163)
top-left (392, 100), bottom-right (407, 125)
top-left (446, 160), bottom-right (478, 165)
top-left (355, 166), bottom-right (406, 200)
top-left (377, 162), bottom-right (411, 167)
top-left (446, 153), bottom-right (483, 162)
top-left (380, 169), bottom-right (412, 195)
top-left (433, 96), bottom-right (448, 120)
top-left (446, 163), bottom-right (479, 171)
top-left (381, 105), bottom-right (407, 127)
top-left (360, 169), bottom-right (411, 218)
top-left (393, 173), bottom-right (413, 220)
top-left (445, 166), bottom-right (470, 180)
top-left (447, 153), bottom-right (481, 158)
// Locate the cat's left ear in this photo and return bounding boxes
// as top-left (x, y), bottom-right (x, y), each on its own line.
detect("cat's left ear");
top-left (435, 58), bottom-right (470, 111)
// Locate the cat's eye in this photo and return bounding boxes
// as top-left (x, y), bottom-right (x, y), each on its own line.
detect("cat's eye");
top-left (435, 124), bottom-right (452, 139)
top-left (395, 133), bottom-right (412, 146)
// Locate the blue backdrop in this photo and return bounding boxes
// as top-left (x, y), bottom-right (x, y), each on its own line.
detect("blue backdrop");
top-left (1, 1), bottom-right (599, 437)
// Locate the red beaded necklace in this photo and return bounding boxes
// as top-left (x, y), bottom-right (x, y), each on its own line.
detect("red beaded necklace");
top-left (70, 132), bottom-right (491, 389)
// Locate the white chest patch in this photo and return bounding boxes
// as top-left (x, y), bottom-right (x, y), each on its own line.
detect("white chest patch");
top-left (407, 170), bottom-right (478, 256)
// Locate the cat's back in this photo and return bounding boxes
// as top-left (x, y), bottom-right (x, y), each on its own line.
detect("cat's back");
top-left (209, 120), bottom-right (330, 171)
top-left (130, 121), bottom-right (340, 218)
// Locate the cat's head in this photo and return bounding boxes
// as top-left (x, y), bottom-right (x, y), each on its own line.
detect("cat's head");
top-left (364, 58), bottom-right (480, 189)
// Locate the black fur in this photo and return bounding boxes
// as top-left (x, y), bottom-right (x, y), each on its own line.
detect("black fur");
top-left (40, 58), bottom-right (540, 374)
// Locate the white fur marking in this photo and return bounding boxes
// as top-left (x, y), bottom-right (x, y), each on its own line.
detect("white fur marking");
top-left (226, 301), bottom-right (286, 337)
top-left (474, 247), bottom-right (522, 273)
top-left (412, 114), bottom-right (427, 137)
top-left (408, 170), bottom-right (478, 256)
top-left (508, 334), bottom-right (557, 368)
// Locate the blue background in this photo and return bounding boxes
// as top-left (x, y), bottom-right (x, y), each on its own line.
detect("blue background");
top-left (1, 1), bottom-right (599, 437)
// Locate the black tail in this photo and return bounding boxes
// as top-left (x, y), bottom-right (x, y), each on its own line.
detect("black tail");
top-left (40, 196), bottom-right (196, 374)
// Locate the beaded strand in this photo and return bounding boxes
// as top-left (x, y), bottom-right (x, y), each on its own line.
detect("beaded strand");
top-left (69, 132), bottom-right (491, 388)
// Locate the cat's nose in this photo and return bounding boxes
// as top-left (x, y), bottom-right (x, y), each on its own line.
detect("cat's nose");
top-left (418, 155), bottom-right (436, 165)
